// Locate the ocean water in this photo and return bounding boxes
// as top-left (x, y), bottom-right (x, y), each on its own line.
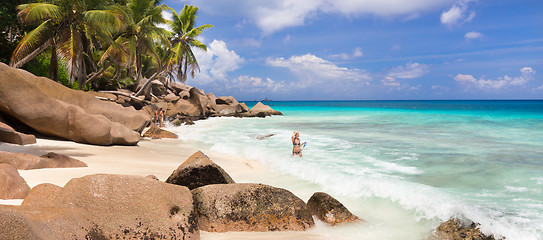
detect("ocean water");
top-left (170, 100), bottom-right (543, 240)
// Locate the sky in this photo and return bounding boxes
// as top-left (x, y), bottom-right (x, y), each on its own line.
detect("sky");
top-left (163, 0), bottom-right (543, 101)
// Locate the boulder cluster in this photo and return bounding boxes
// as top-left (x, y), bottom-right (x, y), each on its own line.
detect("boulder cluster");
top-left (0, 63), bottom-right (282, 146)
top-left (0, 151), bottom-right (361, 239)
top-left (0, 150), bottom-right (503, 239)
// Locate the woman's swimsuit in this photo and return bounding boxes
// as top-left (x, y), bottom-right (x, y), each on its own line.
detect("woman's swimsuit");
top-left (292, 138), bottom-right (302, 155)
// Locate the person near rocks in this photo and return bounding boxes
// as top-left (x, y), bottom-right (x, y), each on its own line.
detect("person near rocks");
top-left (292, 131), bottom-right (303, 157)
top-left (159, 109), bottom-right (165, 128)
top-left (154, 108), bottom-right (159, 126)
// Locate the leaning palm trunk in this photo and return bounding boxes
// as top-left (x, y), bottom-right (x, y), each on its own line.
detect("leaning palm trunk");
top-left (10, 39), bottom-right (52, 68)
top-left (133, 71), bottom-right (160, 97)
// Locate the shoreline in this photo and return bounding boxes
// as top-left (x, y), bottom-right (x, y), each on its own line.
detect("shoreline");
top-left (0, 137), bottom-right (330, 239)
top-left (0, 135), bottom-right (437, 240)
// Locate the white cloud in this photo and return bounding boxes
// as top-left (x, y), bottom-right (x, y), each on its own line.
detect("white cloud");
top-left (380, 62), bottom-right (429, 89)
top-left (266, 53), bottom-right (370, 87)
top-left (330, 47), bottom-right (364, 60)
top-left (187, 0), bottom-right (454, 34)
top-left (226, 75), bottom-right (286, 92)
top-left (464, 31), bottom-right (483, 40)
top-left (455, 67), bottom-right (536, 90)
top-left (157, 10), bottom-right (173, 32)
top-left (535, 84), bottom-right (543, 91)
top-left (440, 0), bottom-right (476, 26)
top-left (191, 40), bottom-right (244, 83)
top-left (255, 0), bottom-right (322, 35)
top-left (381, 76), bottom-right (400, 87)
top-left (387, 62), bottom-right (430, 79)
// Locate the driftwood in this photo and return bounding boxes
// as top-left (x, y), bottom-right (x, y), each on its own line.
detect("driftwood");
top-left (98, 91), bottom-right (152, 104)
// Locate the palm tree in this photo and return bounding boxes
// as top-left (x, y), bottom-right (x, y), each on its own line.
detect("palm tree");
top-left (10, 0), bottom-right (122, 85)
top-left (101, 0), bottom-right (170, 86)
top-left (168, 4), bottom-right (212, 83)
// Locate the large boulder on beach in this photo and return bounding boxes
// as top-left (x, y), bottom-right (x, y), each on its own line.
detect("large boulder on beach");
top-left (0, 163), bottom-right (30, 199)
top-left (0, 63), bottom-right (141, 146)
top-left (0, 205), bottom-right (91, 240)
top-left (166, 151), bottom-right (234, 190)
top-left (21, 183), bottom-right (62, 207)
top-left (214, 96), bottom-right (246, 115)
top-left (0, 117), bottom-right (36, 145)
top-left (169, 82), bottom-right (192, 96)
top-left (0, 127), bottom-right (36, 145)
top-left (175, 99), bottom-right (201, 117)
top-left (192, 183), bottom-right (314, 232)
top-left (306, 192), bottom-right (360, 225)
top-left (189, 87), bottom-right (216, 117)
top-left (21, 67), bottom-right (150, 132)
top-left (38, 152), bottom-right (87, 168)
top-left (15, 174), bottom-right (199, 239)
top-left (435, 219), bottom-right (496, 240)
top-left (0, 151), bottom-right (87, 170)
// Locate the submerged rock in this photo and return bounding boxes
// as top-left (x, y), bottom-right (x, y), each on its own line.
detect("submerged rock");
top-left (192, 183), bottom-right (314, 232)
top-left (166, 151), bottom-right (234, 190)
top-left (306, 192), bottom-right (360, 225)
top-left (435, 218), bottom-right (497, 240)
top-left (0, 163), bottom-right (30, 199)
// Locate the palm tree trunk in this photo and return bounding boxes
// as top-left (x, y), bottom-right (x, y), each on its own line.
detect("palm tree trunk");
top-left (81, 33), bottom-right (97, 73)
top-left (49, 42), bottom-right (59, 81)
top-left (133, 71), bottom-right (160, 97)
top-left (11, 39), bottom-right (52, 68)
top-left (85, 61), bottom-right (113, 85)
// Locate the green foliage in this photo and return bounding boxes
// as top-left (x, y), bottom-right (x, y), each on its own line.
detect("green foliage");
top-left (21, 51), bottom-right (82, 89)
top-left (9, 0), bottom-right (212, 91)
top-left (0, 0), bottom-right (30, 64)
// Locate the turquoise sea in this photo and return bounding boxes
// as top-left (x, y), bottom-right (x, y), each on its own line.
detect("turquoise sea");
top-left (171, 100), bottom-right (543, 240)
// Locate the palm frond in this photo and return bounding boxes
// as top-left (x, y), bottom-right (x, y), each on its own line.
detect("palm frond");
top-left (10, 19), bottom-right (54, 65)
top-left (84, 9), bottom-right (124, 34)
top-left (17, 3), bottom-right (62, 25)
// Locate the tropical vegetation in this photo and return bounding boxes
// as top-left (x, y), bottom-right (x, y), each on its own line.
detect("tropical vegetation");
top-left (0, 0), bottom-right (212, 93)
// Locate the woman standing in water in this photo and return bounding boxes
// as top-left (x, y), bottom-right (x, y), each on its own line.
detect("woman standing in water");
top-left (292, 131), bottom-right (303, 157)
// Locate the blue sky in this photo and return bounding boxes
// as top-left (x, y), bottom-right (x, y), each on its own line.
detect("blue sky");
top-left (163, 0), bottom-right (543, 100)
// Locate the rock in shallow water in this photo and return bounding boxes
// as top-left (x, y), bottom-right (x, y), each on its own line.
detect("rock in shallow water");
top-left (192, 183), bottom-right (314, 232)
top-left (435, 218), bottom-right (497, 240)
top-left (306, 192), bottom-right (361, 225)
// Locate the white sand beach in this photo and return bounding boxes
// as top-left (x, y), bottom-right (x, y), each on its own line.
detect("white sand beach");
top-left (0, 138), bottom-right (329, 239)
top-left (0, 137), bottom-right (436, 240)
